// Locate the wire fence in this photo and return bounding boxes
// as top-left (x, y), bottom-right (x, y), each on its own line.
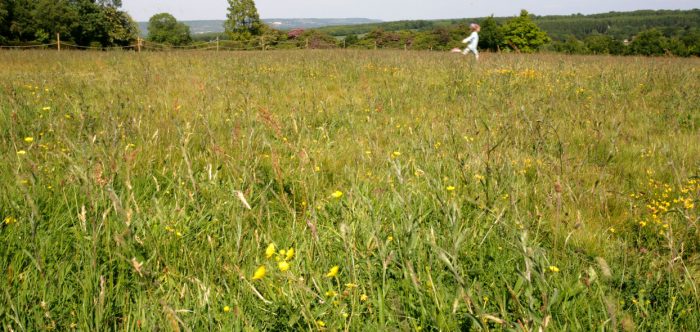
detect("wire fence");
top-left (0, 37), bottom-right (330, 52)
top-left (0, 42), bottom-right (58, 49)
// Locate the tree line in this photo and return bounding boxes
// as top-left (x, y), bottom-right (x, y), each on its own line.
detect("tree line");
top-left (0, 0), bottom-right (138, 47)
top-left (315, 9), bottom-right (700, 40)
top-left (314, 9), bottom-right (700, 56)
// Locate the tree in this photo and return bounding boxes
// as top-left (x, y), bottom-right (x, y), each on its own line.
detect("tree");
top-left (32, 0), bottom-right (78, 40)
top-left (501, 10), bottom-right (551, 52)
top-left (0, 0), bottom-right (136, 46)
top-left (0, 1), bottom-right (7, 26)
top-left (667, 37), bottom-right (689, 56)
top-left (67, 0), bottom-right (137, 47)
top-left (103, 5), bottom-right (138, 46)
top-left (71, 0), bottom-right (109, 46)
top-left (479, 16), bottom-right (504, 51)
top-left (225, 0), bottom-right (262, 40)
top-left (680, 29), bottom-right (700, 56)
top-left (344, 34), bottom-right (358, 47)
top-left (584, 34), bottom-right (624, 55)
top-left (553, 35), bottom-right (588, 54)
top-left (300, 30), bottom-right (337, 49)
top-left (147, 13), bottom-right (191, 46)
top-left (628, 28), bottom-right (667, 56)
top-left (0, 1), bottom-right (8, 42)
top-left (2, 0), bottom-right (38, 41)
top-left (96, 0), bottom-right (122, 7)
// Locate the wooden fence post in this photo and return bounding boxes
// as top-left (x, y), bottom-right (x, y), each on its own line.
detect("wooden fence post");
top-left (57, 33), bottom-right (61, 52)
top-left (137, 37), bottom-right (141, 52)
top-left (216, 36), bottom-right (220, 52)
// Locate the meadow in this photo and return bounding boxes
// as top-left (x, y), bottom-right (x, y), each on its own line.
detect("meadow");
top-left (0, 49), bottom-right (699, 331)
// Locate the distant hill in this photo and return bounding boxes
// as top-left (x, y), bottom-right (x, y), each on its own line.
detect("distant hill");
top-left (137, 18), bottom-right (382, 36)
top-left (314, 9), bottom-right (700, 41)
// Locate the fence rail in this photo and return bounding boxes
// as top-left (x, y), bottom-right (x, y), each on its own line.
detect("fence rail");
top-left (0, 34), bottom-right (330, 52)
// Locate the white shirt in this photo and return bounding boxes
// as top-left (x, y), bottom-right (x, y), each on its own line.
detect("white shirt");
top-left (463, 31), bottom-right (479, 49)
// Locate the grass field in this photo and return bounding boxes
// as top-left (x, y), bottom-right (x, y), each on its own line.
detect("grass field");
top-left (1, 50), bottom-right (699, 331)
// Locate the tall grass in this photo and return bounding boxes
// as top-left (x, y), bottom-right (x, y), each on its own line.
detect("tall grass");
top-left (1, 50), bottom-right (699, 330)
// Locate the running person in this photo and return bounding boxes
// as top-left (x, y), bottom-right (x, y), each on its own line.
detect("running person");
top-left (462, 23), bottom-right (480, 60)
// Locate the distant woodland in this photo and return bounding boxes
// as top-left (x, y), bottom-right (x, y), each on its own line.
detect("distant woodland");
top-left (312, 9), bottom-right (700, 56)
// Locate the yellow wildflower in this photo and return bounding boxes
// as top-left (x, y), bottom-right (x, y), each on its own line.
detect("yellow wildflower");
top-left (265, 243), bottom-right (276, 259)
top-left (24, 137), bottom-right (34, 143)
top-left (392, 151), bottom-right (401, 157)
top-left (446, 186), bottom-right (456, 191)
top-left (317, 320), bottom-right (326, 328)
top-left (325, 290), bottom-right (337, 297)
top-left (278, 261), bottom-right (290, 272)
top-left (345, 283), bottom-right (358, 289)
top-left (549, 265), bottom-right (560, 273)
top-left (16, 150), bottom-right (27, 156)
top-left (4, 217), bottom-right (17, 225)
top-left (285, 248), bottom-right (295, 261)
top-left (223, 306), bottom-right (230, 312)
top-left (42, 106), bottom-right (51, 111)
top-left (326, 265), bottom-right (339, 278)
top-left (252, 266), bottom-right (266, 280)
top-left (331, 191), bottom-right (343, 199)
top-left (360, 294), bottom-right (369, 302)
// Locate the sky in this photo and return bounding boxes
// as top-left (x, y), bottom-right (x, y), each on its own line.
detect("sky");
top-left (121, 0), bottom-right (699, 22)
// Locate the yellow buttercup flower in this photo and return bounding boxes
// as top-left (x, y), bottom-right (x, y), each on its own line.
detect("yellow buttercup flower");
top-left (285, 248), bottom-right (295, 261)
top-left (360, 294), bottom-right (369, 302)
top-left (278, 261), bottom-right (290, 272)
top-left (223, 306), bottom-right (230, 312)
top-left (265, 243), bottom-right (276, 259)
top-left (548, 265), bottom-right (560, 273)
top-left (24, 137), bottom-right (34, 143)
top-left (252, 266), bottom-right (266, 280)
top-left (331, 191), bottom-right (343, 199)
top-left (326, 265), bottom-right (339, 278)
top-left (446, 186), bottom-right (456, 191)
top-left (17, 150), bottom-right (27, 156)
